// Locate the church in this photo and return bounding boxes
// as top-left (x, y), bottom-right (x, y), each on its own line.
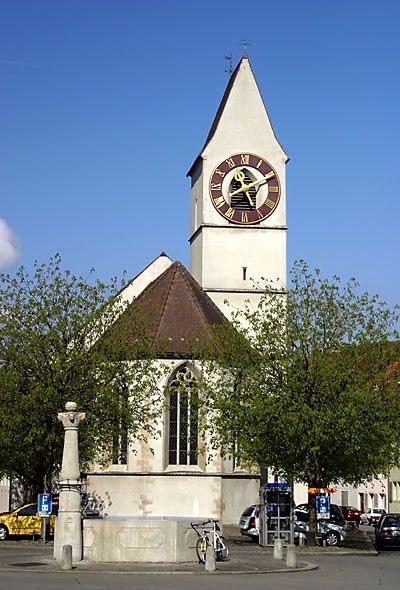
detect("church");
top-left (84, 55), bottom-right (288, 525)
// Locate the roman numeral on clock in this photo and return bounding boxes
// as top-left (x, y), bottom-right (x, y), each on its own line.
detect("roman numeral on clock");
top-left (213, 196), bottom-right (225, 208)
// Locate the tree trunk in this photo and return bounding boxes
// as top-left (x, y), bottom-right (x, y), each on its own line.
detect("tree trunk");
top-left (307, 489), bottom-right (318, 546)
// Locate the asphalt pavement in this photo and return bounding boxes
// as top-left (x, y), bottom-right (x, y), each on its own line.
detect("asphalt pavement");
top-left (0, 524), bottom-right (376, 575)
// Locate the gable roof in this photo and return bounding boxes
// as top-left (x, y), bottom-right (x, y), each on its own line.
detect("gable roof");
top-left (106, 261), bottom-right (228, 358)
top-left (117, 251), bottom-right (173, 305)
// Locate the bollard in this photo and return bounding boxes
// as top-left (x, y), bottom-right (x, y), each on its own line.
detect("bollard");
top-left (273, 538), bottom-right (284, 560)
top-left (205, 544), bottom-right (216, 572)
top-left (61, 544), bottom-right (73, 570)
top-left (286, 544), bottom-right (297, 568)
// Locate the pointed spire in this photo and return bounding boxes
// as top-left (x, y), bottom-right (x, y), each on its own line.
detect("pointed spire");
top-left (187, 56), bottom-right (287, 176)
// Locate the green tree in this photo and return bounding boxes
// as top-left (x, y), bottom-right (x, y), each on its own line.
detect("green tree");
top-left (0, 254), bottom-right (162, 501)
top-left (199, 261), bottom-right (400, 538)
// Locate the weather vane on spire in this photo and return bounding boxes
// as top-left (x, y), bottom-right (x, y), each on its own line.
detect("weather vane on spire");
top-left (241, 35), bottom-right (252, 57)
top-left (224, 53), bottom-right (233, 75)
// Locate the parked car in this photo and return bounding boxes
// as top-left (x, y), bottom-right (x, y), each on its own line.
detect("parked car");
top-left (375, 513), bottom-right (400, 549)
top-left (0, 502), bottom-right (59, 541)
top-left (295, 503), bottom-right (345, 527)
top-left (340, 505), bottom-right (362, 525)
top-left (239, 505), bottom-right (346, 546)
top-left (295, 518), bottom-right (347, 547)
top-left (239, 504), bottom-right (259, 542)
top-left (360, 507), bottom-right (387, 526)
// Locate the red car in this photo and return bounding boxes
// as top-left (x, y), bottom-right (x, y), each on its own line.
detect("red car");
top-left (340, 505), bottom-right (362, 524)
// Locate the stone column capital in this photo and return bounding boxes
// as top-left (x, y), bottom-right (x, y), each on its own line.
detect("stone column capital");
top-left (58, 401), bottom-right (86, 429)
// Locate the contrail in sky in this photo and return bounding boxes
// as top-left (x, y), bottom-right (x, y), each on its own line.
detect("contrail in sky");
top-left (0, 58), bottom-right (53, 69)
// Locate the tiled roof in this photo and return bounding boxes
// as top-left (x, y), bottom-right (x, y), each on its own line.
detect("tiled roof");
top-left (106, 261), bottom-right (228, 358)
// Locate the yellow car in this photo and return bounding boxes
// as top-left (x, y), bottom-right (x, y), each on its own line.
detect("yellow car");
top-left (0, 502), bottom-right (58, 540)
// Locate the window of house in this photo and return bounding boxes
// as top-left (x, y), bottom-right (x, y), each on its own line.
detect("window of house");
top-left (168, 366), bottom-right (198, 466)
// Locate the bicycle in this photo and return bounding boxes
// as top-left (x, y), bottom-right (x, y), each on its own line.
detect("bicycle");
top-left (191, 519), bottom-right (229, 564)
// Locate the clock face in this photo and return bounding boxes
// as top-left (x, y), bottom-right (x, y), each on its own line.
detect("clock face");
top-left (209, 153), bottom-right (280, 225)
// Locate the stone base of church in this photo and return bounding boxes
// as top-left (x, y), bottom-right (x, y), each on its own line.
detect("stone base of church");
top-left (83, 516), bottom-right (200, 562)
top-left (84, 472), bottom-right (260, 525)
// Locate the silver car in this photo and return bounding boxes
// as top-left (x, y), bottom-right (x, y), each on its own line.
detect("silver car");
top-left (297, 519), bottom-right (347, 546)
top-left (239, 505), bottom-right (259, 542)
top-left (239, 505), bottom-right (347, 546)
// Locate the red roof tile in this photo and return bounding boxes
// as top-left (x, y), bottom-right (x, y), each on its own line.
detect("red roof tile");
top-left (107, 261), bottom-right (228, 358)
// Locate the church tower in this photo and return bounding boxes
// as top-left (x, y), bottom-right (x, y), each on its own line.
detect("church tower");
top-left (188, 57), bottom-right (288, 318)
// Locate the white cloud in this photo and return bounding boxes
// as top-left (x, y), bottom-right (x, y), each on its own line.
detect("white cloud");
top-left (0, 218), bottom-right (21, 268)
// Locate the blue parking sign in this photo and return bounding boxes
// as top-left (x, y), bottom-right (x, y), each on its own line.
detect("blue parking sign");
top-left (38, 493), bottom-right (52, 517)
top-left (316, 495), bottom-right (330, 520)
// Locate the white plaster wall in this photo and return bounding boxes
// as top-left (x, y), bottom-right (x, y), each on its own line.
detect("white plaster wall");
top-left (189, 165), bottom-right (204, 238)
top-left (293, 483), bottom-right (308, 506)
top-left (221, 477), bottom-right (259, 523)
top-left (202, 226), bottom-right (286, 290)
top-left (207, 291), bottom-right (262, 319)
top-left (189, 231), bottom-right (204, 291)
top-left (85, 473), bottom-right (259, 525)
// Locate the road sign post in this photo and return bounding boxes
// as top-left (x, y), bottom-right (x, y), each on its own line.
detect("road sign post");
top-left (316, 495), bottom-right (330, 520)
top-left (38, 493), bottom-right (52, 542)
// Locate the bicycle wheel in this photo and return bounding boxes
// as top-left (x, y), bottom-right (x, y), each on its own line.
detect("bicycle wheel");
top-left (196, 536), bottom-right (207, 564)
top-left (216, 535), bottom-right (229, 561)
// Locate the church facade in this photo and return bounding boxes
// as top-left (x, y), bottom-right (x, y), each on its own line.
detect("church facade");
top-left (84, 57), bottom-right (289, 525)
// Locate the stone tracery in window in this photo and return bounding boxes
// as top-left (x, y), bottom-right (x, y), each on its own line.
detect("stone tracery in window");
top-left (168, 366), bottom-right (198, 466)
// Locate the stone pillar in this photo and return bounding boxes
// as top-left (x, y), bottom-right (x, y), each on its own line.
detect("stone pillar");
top-left (273, 538), bottom-right (284, 560)
top-left (54, 402), bottom-right (85, 563)
top-left (286, 544), bottom-right (297, 568)
top-left (205, 545), bottom-right (216, 572)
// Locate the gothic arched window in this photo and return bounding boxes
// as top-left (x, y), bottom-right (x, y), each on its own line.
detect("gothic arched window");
top-left (168, 366), bottom-right (198, 466)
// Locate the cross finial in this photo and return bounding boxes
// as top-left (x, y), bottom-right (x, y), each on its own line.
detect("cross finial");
top-left (241, 35), bottom-right (252, 57)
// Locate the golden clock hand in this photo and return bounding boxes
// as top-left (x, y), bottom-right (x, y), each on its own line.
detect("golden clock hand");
top-left (229, 185), bottom-right (248, 198)
top-left (229, 183), bottom-right (254, 206)
top-left (229, 169), bottom-right (250, 198)
top-left (245, 171), bottom-right (275, 192)
top-left (229, 169), bottom-right (274, 198)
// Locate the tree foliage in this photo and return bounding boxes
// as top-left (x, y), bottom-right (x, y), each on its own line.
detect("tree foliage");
top-left (199, 261), bottom-right (400, 494)
top-left (0, 254), bottom-right (162, 500)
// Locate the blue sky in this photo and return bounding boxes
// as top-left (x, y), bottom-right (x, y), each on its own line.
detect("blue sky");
top-left (1, 0), bottom-right (399, 309)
